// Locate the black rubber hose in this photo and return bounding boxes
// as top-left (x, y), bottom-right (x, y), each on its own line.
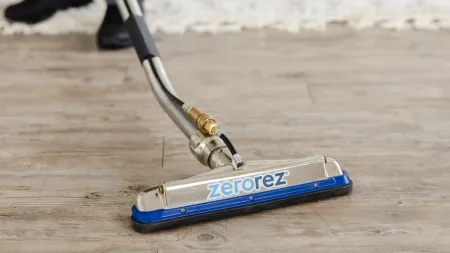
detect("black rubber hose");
top-left (149, 60), bottom-right (185, 107)
top-left (124, 14), bottom-right (185, 108)
top-left (218, 133), bottom-right (244, 167)
top-left (218, 133), bottom-right (237, 155)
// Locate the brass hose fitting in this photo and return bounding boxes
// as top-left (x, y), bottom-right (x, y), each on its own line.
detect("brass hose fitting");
top-left (185, 106), bottom-right (219, 136)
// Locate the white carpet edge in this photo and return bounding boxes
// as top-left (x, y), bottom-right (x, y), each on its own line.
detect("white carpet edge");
top-left (1, 0), bottom-right (450, 35)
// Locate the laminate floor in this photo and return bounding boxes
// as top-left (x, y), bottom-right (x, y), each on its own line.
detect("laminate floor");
top-left (0, 27), bottom-right (449, 252)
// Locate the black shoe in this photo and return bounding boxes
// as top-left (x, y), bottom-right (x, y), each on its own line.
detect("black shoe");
top-left (4, 0), bottom-right (93, 24)
top-left (96, 0), bottom-right (143, 50)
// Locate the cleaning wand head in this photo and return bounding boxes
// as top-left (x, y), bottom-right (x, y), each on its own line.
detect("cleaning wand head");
top-left (117, 0), bottom-right (353, 233)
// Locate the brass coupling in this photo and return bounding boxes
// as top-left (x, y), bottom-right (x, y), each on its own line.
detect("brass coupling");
top-left (185, 106), bottom-right (219, 136)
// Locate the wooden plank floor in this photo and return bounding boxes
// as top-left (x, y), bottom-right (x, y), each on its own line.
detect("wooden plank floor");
top-left (1, 27), bottom-right (450, 253)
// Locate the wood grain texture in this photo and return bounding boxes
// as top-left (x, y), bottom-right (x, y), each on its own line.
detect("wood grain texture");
top-left (0, 27), bottom-right (450, 253)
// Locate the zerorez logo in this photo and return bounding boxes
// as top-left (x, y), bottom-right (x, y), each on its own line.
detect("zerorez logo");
top-left (207, 170), bottom-right (289, 200)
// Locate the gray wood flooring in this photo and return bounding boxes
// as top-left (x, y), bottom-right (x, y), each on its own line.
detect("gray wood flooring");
top-left (0, 27), bottom-right (449, 252)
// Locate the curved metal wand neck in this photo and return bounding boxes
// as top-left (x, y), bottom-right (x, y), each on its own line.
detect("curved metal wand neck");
top-left (117, 0), bottom-right (244, 170)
